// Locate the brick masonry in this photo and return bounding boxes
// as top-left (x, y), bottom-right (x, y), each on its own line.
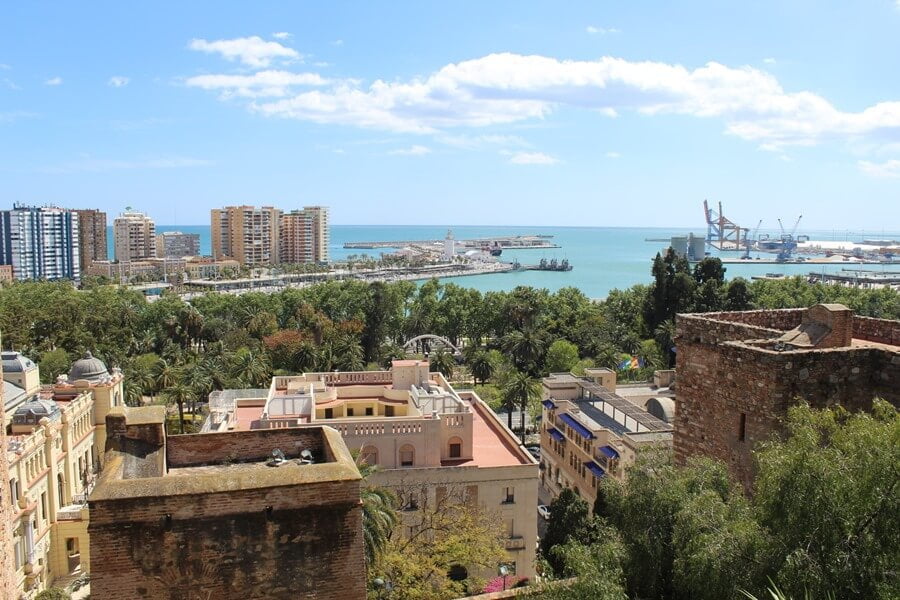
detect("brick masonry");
top-left (675, 306), bottom-right (900, 490)
top-left (89, 413), bottom-right (365, 600)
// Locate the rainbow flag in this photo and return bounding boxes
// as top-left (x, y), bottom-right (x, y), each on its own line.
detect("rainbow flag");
top-left (618, 356), bottom-right (645, 370)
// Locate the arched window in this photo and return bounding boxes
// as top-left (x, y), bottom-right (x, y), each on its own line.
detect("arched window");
top-left (57, 474), bottom-right (65, 507)
top-left (360, 445), bottom-right (378, 466)
top-left (448, 436), bottom-right (463, 459)
top-left (399, 444), bottom-right (415, 467)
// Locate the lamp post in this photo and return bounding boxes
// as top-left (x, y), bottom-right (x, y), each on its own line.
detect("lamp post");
top-left (372, 577), bottom-right (393, 598)
top-left (499, 565), bottom-right (509, 591)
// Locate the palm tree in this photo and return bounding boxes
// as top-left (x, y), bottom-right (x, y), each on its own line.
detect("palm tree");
top-left (501, 328), bottom-right (546, 375)
top-left (229, 348), bottom-right (271, 387)
top-left (333, 336), bottom-right (364, 371)
top-left (163, 383), bottom-right (193, 434)
top-left (123, 380), bottom-right (143, 407)
top-left (429, 349), bottom-right (456, 380)
top-left (292, 341), bottom-right (320, 373)
top-left (469, 350), bottom-right (495, 386)
top-left (502, 370), bottom-right (541, 443)
top-left (356, 459), bottom-right (398, 566)
top-left (151, 358), bottom-right (176, 396)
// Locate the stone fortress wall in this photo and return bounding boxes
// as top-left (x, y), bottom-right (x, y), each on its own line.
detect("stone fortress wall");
top-left (675, 305), bottom-right (900, 489)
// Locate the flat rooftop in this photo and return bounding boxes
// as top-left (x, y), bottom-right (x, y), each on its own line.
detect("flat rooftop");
top-left (444, 396), bottom-right (533, 467)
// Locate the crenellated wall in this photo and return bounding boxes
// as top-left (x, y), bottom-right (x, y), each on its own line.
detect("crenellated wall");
top-left (675, 306), bottom-right (900, 490)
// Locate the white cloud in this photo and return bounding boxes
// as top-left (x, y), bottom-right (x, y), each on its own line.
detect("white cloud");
top-left (763, 57), bottom-right (777, 65)
top-left (272, 32), bottom-right (291, 40)
top-left (41, 156), bottom-right (213, 173)
top-left (44, 76), bottom-right (62, 86)
top-left (586, 26), bottom-right (620, 35)
top-left (108, 76), bottom-right (130, 87)
top-left (185, 70), bottom-right (328, 98)
top-left (192, 52), bottom-right (900, 155)
top-left (388, 144), bottom-right (431, 156)
top-left (605, 151), bottom-right (621, 158)
top-left (0, 63), bottom-right (10, 70)
top-left (858, 159), bottom-right (900, 178)
top-left (313, 61), bottom-right (331, 68)
top-left (506, 151), bottom-right (559, 165)
top-left (0, 110), bottom-right (37, 124)
top-left (189, 36), bottom-right (300, 67)
top-left (331, 39), bottom-right (344, 46)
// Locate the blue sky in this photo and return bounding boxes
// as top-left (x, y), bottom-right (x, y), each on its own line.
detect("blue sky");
top-left (1, 1), bottom-right (899, 229)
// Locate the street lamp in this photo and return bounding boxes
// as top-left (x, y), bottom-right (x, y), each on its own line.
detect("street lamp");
top-left (372, 577), bottom-right (393, 598)
top-left (499, 565), bottom-right (509, 591)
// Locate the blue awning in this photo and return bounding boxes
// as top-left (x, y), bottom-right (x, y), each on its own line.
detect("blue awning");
top-left (559, 413), bottom-right (595, 439)
top-left (599, 445), bottom-right (620, 459)
top-left (542, 399), bottom-right (556, 410)
top-left (547, 427), bottom-right (564, 442)
top-left (584, 461), bottom-right (606, 478)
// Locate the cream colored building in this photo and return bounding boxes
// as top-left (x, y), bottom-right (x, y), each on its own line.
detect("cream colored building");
top-left (86, 256), bottom-right (240, 282)
top-left (113, 210), bottom-right (156, 262)
top-left (211, 205), bottom-right (281, 267)
top-left (206, 360), bottom-right (539, 579)
top-left (540, 370), bottom-right (672, 507)
top-left (3, 350), bottom-right (124, 598)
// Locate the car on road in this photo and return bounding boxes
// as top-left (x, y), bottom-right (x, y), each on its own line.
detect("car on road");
top-left (524, 444), bottom-right (541, 460)
top-left (538, 505), bottom-right (550, 521)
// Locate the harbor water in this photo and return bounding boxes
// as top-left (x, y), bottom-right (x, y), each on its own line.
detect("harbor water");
top-left (110, 225), bottom-right (900, 300)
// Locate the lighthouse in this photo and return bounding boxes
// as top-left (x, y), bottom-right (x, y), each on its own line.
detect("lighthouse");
top-left (443, 229), bottom-right (456, 261)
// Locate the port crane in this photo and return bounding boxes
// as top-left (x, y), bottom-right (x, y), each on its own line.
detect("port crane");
top-left (703, 200), bottom-right (746, 251)
top-left (743, 220), bottom-right (763, 259)
top-left (774, 215), bottom-right (807, 261)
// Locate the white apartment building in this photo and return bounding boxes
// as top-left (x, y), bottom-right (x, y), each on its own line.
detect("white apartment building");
top-left (0, 205), bottom-right (80, 281)
top-left (205, 360), bottom-right (539, 580)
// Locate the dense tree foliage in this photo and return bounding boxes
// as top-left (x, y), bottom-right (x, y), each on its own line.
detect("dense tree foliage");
top-left (2, 265), bottom-right (897, 433)
top-left (542, 402), bottom-right (900, 600)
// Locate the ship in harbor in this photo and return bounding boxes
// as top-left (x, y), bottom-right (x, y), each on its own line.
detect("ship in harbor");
top-left (511, 258), bottom-right (573, 272)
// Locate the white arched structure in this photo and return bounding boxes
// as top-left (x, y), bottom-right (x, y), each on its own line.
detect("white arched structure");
top-left (403, 334), bottom-right (462, 356)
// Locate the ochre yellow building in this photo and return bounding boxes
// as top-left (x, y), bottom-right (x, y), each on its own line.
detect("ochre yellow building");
top-left (3, 350), bottom-right (123, 598)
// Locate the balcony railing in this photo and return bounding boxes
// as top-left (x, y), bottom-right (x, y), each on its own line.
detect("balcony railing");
top-left (504, 536), bottom-right (526, 550)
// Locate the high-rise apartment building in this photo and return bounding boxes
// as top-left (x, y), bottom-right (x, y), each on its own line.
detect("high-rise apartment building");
top-left (279, 210), bottom-right (315, 264)
top-left (113, 210), bottom-right (155, 262)
top-left (211, 206), bottom-right (280, 267)
top-left (0, 205), bottom-right (81, 280)
top-left (73, 209), bottom-right (108, 270)
top-left (304, 205), bottom-right (330, 263)
top-left (155, 231), bottom-right (200, 258)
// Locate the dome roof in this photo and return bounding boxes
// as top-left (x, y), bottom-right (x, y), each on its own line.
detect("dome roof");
top-left (1, 351), bottom-right (36, 374)
top-left (68, 351), bottom-right (109, 382)
top-left (12, 397), bottom-right (60, 426)
top-left (647, 397), bottom-right (675, 424)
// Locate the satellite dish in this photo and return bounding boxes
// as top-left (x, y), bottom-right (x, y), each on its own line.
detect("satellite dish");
top-left (299, 449), bottom-right (314, 464)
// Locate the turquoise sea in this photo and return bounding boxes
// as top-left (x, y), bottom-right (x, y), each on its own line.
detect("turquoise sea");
top-left (109, 225), bottom-right (900, 300)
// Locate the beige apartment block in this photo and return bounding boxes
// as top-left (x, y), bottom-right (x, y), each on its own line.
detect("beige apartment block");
top-left (211, 205), bottom-right (281, 266)
top-left (206, 360), bottom-right (539, 580)
top-left (303, 205), bottom-right (330, 263)
top-left (73, 209), bottom-right (107, 271)
top-left (540, 370), bottom-right (672, 507)
top-left (113, 210), bottom-right (156, 262)
top-left (279, 210), bottom-right (315, 264)
top-left (3, 350), bottom-right (124, 598)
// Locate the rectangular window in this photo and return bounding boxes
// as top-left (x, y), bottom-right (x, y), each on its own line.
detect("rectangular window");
top-left (365, 407), bottom-right (373, 416)
top-left (503, 487), bottom-right (515, 504)
top-left (385, 406), bottom-right (395, 417)
top-left (400, 450), bottom-right (413, 467)
top-left (738, 412), bottom-right (747, 442)
top-left (40, 492), bottom-right (47, 525)
top-left (324, 408), bottom-right (333, 419)
top-left (346, 408), bottom-right (354, 417)
top-left (449, 443), bottom-right (461, 458)
top-left (506, 519), bottom-right (515, 538)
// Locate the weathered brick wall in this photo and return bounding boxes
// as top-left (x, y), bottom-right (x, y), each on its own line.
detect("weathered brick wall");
top-left (853, 315), bottom-right (900, 346)
top-left (88, 479), bottom-right (365, 600)
top-left (0, 340), bottom-right (16, 600)
top-left (167, 428), bottom-right (327, 467)
top-left (676, 311), bottom-right (900, 490)
top-left (676, 313), bottom-right (783, 347)
top-left (696, 308), bottom-right (805, 331)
